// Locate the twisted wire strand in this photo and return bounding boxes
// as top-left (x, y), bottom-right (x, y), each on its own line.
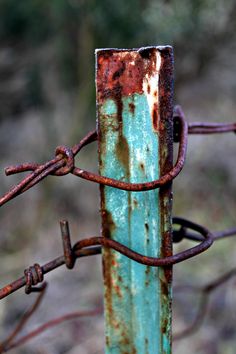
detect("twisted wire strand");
top-left (0, 217), bottom-right (213, 300)
top-left (2, 105), bottom-right (235, 202)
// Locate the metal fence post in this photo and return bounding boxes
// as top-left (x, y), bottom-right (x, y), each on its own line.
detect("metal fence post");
top-left (96, 47), bottom-right (173, 353)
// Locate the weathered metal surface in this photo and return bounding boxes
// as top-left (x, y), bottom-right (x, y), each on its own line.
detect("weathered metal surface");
top-left (97, 47), bottom-right (174, 353)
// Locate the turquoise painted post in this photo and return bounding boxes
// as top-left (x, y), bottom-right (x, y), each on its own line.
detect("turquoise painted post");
top-left (96, 47), bottom-right (173, 353)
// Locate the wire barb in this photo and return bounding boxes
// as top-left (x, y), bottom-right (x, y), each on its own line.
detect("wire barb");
top-left (54, 145), bottom-right (75, 175)
top-left (1, 111), bottom-right (187, 199)
top-left (60, 220), bottom-right (75, 269)
top-left (24, 264), bottom-right (44, 294)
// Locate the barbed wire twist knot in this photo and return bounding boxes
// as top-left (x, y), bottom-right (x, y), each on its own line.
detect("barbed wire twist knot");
top-left (24, 264), bottom-right (44, 294)
top-left (54, 146), bottom-right (75, 176)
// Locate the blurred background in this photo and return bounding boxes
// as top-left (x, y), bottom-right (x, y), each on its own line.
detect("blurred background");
top-left (0, 1), bottom-right (235, 353)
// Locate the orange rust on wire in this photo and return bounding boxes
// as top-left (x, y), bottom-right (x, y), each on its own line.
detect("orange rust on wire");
top-left (0, 217), bottom-right (213, 300)
top-left (2, 111), bottom-right (187, 202)
top-left (73, 217), bottom-right (213, 266)
top-left (3, 107), bottom-right (235, 204)
top-left (1, 105), bottom-right (235, 300)
top-left (4, 212), bottom-right (230, 301)
top-left (0, 107), bottom-right (235, 303)
top-left (0, 106), bottom-right (235, 351)
top-left (60, 220), bottom-right (75, 269)
top-left (1, 130), bottom-right (98, 206)
top-left (2, 107), bottom-right (235, 204)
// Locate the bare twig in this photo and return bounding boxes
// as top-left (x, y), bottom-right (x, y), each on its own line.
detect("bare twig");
top-left (0, 283), bottom-right (47, 353)
top-left (174, 267), bottom-right (236, 340)
top-left (2, 308), bottom-right (102, 353)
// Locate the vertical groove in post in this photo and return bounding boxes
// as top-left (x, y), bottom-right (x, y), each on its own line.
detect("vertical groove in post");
top-left (96, 47), bottom-right (173, 353)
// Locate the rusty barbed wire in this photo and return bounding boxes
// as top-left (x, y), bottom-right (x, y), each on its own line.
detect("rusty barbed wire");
top-left (2, 106), bottom-right (236, 203)
top-left (1, 217), bottom-right (235, 301)
top-left (1, 265), bottom-right (236, 352)
top-left (0, 104), bottom-right (236, 351)
top-left (0, 216), bottom-right (235, 301)
top-left (2, 107), bottom-right (187, 200)
top-left (0, 217), bottom-right (213, 300)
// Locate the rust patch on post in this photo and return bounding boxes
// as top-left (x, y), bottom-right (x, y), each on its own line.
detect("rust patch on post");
top-left (132, 198), bottom-right (138, 209)
top-left (139, 162), bottom-right (145, 172)
top-left (97, 51), bottom-right (143, 99)
top-left (100, 185), bottom-right (118, 328)
top-left (128, 102), bottom-right (135, 114)
top-left (101, 208), bottom-right (117, 238)
top-left (103, 249), bottom-right (114, 324)
top-left (162, 318), bottom-right (168, 334)
top-left (96, 49), bottom-right (158, 100)
top-left (115, 135), bottom-right (130, 180)
top-left (152, 102), bottom-right (159, 132)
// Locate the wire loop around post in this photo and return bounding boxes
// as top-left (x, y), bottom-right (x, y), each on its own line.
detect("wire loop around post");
top-left (0, 216), bottom-right (214, 300)
top-left (73, 217), bottom-right (213, 267)
top-left (72, 112), bottom-right (188, 191)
